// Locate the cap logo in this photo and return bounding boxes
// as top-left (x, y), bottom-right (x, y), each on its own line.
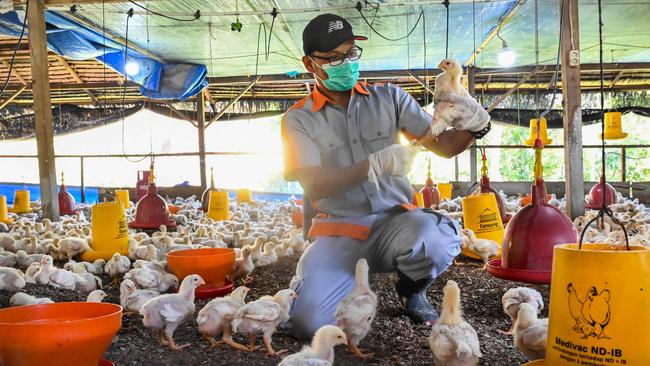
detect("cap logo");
top-left (328, 20), bottom-right (344, 33)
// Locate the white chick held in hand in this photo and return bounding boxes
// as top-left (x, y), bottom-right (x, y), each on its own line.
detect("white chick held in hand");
top-left (197, 286), bottom-right (250, 350)
top-left (514, 303), bottom-right (548, 360)
top-left (279, 325), bottom-right (348, 366)
top-left (431, 58), bottom-right (470, 136)
top-left (335, 258), bottom-right (377, 359)
top-left (140, 274), bottom-right (205, 351)
top-left (429, 280), bottom-right (482, 366)
top-left (232, 289), bottom-right (297, 356)
top-left (501, 287), bottom-right (544, 335)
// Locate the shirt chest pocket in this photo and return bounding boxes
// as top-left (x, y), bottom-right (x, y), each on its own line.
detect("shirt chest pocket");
top-left (310, 124), bottom-right (345, 167)
top-left (360, 116), bottom-right (394, 153)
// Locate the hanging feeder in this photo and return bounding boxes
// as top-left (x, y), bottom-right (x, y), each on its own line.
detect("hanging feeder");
top-left (82, 201), bottom-right (129, 262)
top-left (523, 118), bottom-right (552, 146)
top-left (167, 248), bottom-right (236, 299)
top-left (420, 156), bottom-right (440, 209)
top-left (201, 168), bottom-right (220, 212)
top-left (114, 190), bottom-right (131, 209)
top-left (236, 188), bottom-right (252, 205)
top-left (58, 172), bottom-right (78, 216)
top-left (0, 195), bottom-right (12, 225)
top-left (471, 148), bottom-right (508, 223)
top-left (8, 190), bottom-right (31, 214)
top-left (585, 175), bottom-right (617, 209)
top-left (129, 160), bottom-right (176, 230)
top-left (461, 192), bottom-right (504, 260)
top-left (599, 111), bottom-right (628, 140)
top-left (437, 183), bottom-right (453, 201)
top-left (487, 130), bottom-right (576, 284)
top-left (135, 171), bottom-right (151, 202)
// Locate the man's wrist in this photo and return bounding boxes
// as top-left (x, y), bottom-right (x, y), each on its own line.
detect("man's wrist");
top-left (469, 121), bottom-right (491, 139)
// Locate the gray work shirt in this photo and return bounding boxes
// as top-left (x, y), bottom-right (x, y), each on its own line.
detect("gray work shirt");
top-left (282, 81), bottom-right (431, 218)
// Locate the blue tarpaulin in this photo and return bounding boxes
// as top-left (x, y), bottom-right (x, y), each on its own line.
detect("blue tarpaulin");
top-left (0, 10), bottom-right (207, 100)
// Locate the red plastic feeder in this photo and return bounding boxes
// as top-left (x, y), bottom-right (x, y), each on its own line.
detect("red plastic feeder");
top-left (58, 173), bottom-right (79, 216)
top-left (129, 162), bottom-right (175, 230)
top-left (420, 157), bottom-right (440, 209)
top-left (585, 175), bottom-right (616, 209)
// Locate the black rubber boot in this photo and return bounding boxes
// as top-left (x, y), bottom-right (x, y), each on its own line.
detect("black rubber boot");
top-left (395, 271), bottom-right (439, 325)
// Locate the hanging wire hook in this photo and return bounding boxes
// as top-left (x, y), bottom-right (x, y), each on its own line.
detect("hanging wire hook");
top-left (443, 0), bottom-right (450, 58)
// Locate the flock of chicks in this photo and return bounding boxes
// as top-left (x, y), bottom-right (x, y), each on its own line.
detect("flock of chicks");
top-left (0, 189), bottom-right (645, 365)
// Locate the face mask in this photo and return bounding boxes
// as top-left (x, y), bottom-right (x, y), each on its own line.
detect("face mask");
top-left (311, 58), bottom-right (360, 92)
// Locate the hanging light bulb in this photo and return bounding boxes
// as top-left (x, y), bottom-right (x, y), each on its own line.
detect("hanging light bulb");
top-left (498, 39), bottom-right (517, 67)
top-left (125, 61), bottom-right (140, 76)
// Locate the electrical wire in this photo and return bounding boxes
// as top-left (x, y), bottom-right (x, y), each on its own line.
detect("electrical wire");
top-left (355, 2), bottom-right (424, 42)
top-left (444, 0), bottom-right (450, 58)
top-left (128, 1), bottom-right (200, 22)
top-left (0, 1), bottom-right (29, 99)
top-left (540, 0), bottom-right (565, 119)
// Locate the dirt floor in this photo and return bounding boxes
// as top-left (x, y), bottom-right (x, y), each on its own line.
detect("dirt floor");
top-left (0, 255), bottom-right (549, 366)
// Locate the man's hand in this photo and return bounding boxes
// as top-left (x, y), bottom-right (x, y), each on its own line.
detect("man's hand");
top-left (367, 144), bottom-right (420, 187)
top-left (437, 92), bottom-right (490, 132)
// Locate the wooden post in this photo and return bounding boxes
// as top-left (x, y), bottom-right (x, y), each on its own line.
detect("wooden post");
top-left (561, 0), bottom-right (584, 219)
top-left (27, 0), bottom-right (59, 220)
top-left (621, 147), bottom-right (626, 182)
top-left (467, 65), bottom-right (478, 184)
top-left (197, 93), bottom-right (207, 190)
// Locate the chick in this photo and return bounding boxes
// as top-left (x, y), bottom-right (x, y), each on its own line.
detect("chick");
top-left (501, 287), bottom-right (544, 335)
top-left (140, 274), bottom-right (205, 351)
top-left (279, 325), bottom-right (348, 366)
top-left (125, 267), bottom-right (178, 293)
top-left (274, 242), bottom-right (294, 258)
top-left (87, 289), bottom-right (108, 303)
top-left (335, 258), bottom-right (377, 359)
top-left (247, 237), bottom-right (265, 262)
top-left (197, 286), bottom-right (250, 350)
top-left (229, 246), bottom-right (254, 285)
top-left (10, 292), bottom-right (54, 306)
top-left (0, 267), bottom-right (26, 292)
top-left (0, 250), bottom-right (17, 267)
top-left (76, 272), bottom-right (103, 293)
top-left (57, 237), bottom-right (92, 258)
top-left (105, 253), bottom-right (131, 283)
top-left (232, 288), bottom-right (297, 356)
top-left (120, 279), bottom-right (160, 313)
top-left (461, 228), bottom-right (499, 269)
top-left (429, 280), bottom-right (482, 366)
top-left (49, 267), bottom-right (81, 290)
top-left (514, 303), bottom-right (548, 360)
top-left (431, 58), bottom-right (470, 136)
top-left (34, 255), bottom-right (56, 285)
top-left (255, 242), bottom-right (277, 267)
top-left (24, 262), bottom-right (41, 283)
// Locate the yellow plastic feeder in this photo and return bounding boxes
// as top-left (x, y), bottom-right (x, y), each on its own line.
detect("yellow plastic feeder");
top-left (524, 118), bottom-right (552, 146)
top-left (114, 190), bottom-right (131, 209)
top-left (414, 191), bottom-right (425, 208)
top-left (599, 111), bottom-right (628, 140)
top-left (461, 192), bottom-right (504, 260)
top-left (437, 183), bottom-right (453, 201)
top-left (0, 195), bottom-right (12, 224)
top-left (81, 202), bottom-right (129, 262)
top-left (236, 188), bottom-right (252, 204)
top-left (8, 190), bottom-right (31, 214)
top-left (529, 243), bottom-right (650, 365)
top-left (207, 190), bottom-right (230, 221)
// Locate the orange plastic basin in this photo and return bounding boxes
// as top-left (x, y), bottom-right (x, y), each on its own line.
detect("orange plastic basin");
top-left (0, 302), bottom-right (122, 366)
top-left (167, 248), bottom-right (235, 288)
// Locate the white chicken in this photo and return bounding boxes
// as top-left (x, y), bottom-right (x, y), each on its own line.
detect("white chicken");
top-left (501, 287), bottom-right (544, 335)
top-left (429, 280), bottom-right (482, 366)
top-left (105, 253), bottom-right (131, 282)
top-left (431, 58), bottom-right (470, 136)
top-left (10, 292), bottom-right (54, 306)
top-left (34, 255), bottom-right (56, 285)
top-left (57, 237), bottom-right (92, 258)
top-left (232, 288), bottom-right (298, 355)
top-left (247, 237), bottom-right (265, 262)
top-left (255, 242), bottom-right (278, 267)
top-left (335, 258), bottom-right (377, 359)
top-left (140, 274), bottom-right (205, 351)
top-left (125, 267), bottom-right (178, 293)
top-left (461, 228), bottom-right (499, 269)
top-left (86, 289), bottom-right (107, 303)
top-left (197, 286), bottom-right (250, 350)
top-left (16, 250), bottom-right (45, 267)
top-left (24, 262), bottom-right (41, 283)
top-left (278, 325), bottom-right (348, 366)
top-left (229, 246), bottom-right (254, 285)
top-left (49, 267), bottom-right (81, 290)
top-left (514, 303), bottom-right (548, 360)
top-left (0, 267), bottom-right (26, 292)
top-left (119, 279), bottom-right (160, 313)
top-left (76, 272), bottom-right (103, 293)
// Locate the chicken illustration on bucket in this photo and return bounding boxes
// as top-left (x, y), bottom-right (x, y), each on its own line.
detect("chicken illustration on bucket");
top-left (566, 283), bottom-right (611, 340)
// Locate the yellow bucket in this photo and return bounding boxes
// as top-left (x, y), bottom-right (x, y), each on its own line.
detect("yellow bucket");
top-left (81, 202), bottom-right (129, 262)
top-left (207, 190), bottom-right (230, 221)
top-left (0, 195), bottom-right (12, 224)
top-left (236, 188), bottom-right (252, 204)
top-left (437, 183), bottom-right (453, 200)
top-left (461, 193), bottom-right (504, 260)
top-left (541, 243), bottom-right (650, 365)
top-left (600, 112), bottom-right (628, 140)
top-left (115, 190), bottom-right (131, 209)
top-left (9, 190), bottom-right (31, 214)
top-left (414, 192), bottom-right (425, 208)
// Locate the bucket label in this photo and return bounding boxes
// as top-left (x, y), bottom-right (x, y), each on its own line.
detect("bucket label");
top-left (115, 218), bottom-right (128, 240)
top-left (551, 282), bottom-right (628, 366)
top-left (476, 208), bottom-right (500, 233)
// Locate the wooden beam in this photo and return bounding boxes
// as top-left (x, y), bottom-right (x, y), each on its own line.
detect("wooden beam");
top-left (486, 67), bottom-right (543, 112)
top-left (610, 70), bottom-right (625, 88)
top-left (44, 0), bottom-right (138, 4)
top-left (561, 0), bottom-right (584, 219)
top-left (56, 55), bottom-right (99, 104)
top-left (206, 76), bottom-right (261, 126)
top-left (407, 71), bottom-right (435, 96)
top-left (465, 0), bottom-right (526, 66)
top-left (27, 0), bottom-right (59, 220)
top-left (164, 101), bottom-right (195, 125)
top-left (0, 84), bottom-right (27, 109)
top-left (1, 60), bottom-right (28, 85)
top-left (197, 93), bottom-right (207, 190)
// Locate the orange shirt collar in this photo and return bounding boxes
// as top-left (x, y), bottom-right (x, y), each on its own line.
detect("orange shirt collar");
top-left (311, 81), bottom-right (370, 112)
